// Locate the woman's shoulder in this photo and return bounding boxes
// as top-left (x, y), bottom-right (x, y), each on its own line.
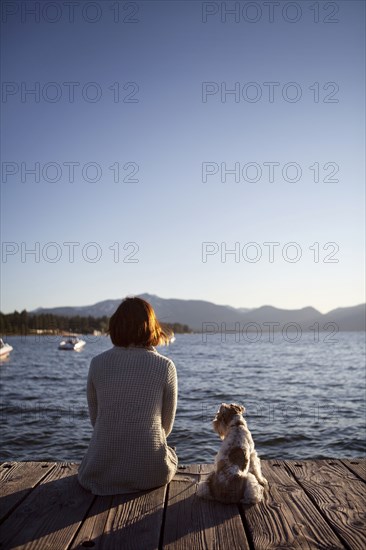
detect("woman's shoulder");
top-left (89, 347), bottom-right (176, 386)
top-left (152, 347), bottom-right (175, 365)
top-left (90, 346), bottom-right (174, 366)
top-left (91, 347), bottom-right (116, 362)
top-left (88, 348), bottom-right (110, 370)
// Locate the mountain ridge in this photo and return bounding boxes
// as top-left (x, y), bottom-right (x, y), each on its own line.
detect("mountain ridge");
top-left (31, 294), bottom-right (366, 331)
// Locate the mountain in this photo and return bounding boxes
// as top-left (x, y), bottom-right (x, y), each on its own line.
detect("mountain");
top-left (33, 299), bottom-right (121, 318)
top-left (31, 295), bottom-right (365, 331)
top-left (239, 305), bottom-right (320, 325)
top-left (33, 293), bottom-right (252, 327)
top-left (313, 304), bottom-right (366, 332)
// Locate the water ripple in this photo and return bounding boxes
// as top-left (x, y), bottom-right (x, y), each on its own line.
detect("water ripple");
top-left (1, 333), bottom-right (365, 462)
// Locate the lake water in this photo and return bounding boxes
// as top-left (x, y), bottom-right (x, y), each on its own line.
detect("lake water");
top-left (1, 332), bottom-right (365, 463)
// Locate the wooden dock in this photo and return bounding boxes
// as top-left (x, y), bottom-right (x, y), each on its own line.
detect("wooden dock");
top-left (0, 459), bottom-right (365, 549)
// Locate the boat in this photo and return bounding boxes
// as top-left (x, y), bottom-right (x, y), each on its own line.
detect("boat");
top-left (0, 338), bottom-right (13, 358)
top-left (58, 337), bottom-right (86, 351)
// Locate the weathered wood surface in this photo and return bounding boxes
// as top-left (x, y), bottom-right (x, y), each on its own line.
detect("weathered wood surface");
top-left (341, 459), bottom-right (366, 481)
top-left (286, 460), bottom-right (366, 550)
top-left (0, 459), bottom-right (365, 549)
top-left (163, 464), bottom-right (249, 550)
top-left (0, 463), bottom-right (94, 550)
top-left (70, 486), bottom-right (166, 549)
top-left (0, 462), bottom-right (55, 523)
top-left (243, 460), bottom-right (345, 550)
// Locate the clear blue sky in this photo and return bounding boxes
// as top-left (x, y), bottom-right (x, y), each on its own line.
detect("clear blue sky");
top-left (1, 0), bottom-right (365, 313)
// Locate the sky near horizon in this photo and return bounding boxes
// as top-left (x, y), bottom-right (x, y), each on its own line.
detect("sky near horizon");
top-left (1, 0), bottom-right (365, 314)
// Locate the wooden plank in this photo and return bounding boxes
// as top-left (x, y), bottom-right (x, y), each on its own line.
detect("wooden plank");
top-left (70, 486), bottom-right (166, 550)
top-left (199, 464), bottom-right (215, 474)
top-left (177, 464), bottom-right (201, 475)
top-left (285, 460), bottom-right (366, 550)
top-left (0, 463), bottom-right (94, 550)
top-left (1, 461), bottom-right (364, 550)
top-left (340, 459), bottom-right (366, 481)
top-left (68, 495), bottom-right (112, 549)
top-left (242, 460), bottom-right (345, 549)
top-left (163, 464), bottom-right (249, 549)
top-left (0, 462), bottom-right (55, 523)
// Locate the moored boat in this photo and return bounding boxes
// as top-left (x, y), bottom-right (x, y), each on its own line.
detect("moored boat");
top-left (58, 337), bottom-right (86, 351)
top-left (0, 338), bottom-right (13, 358)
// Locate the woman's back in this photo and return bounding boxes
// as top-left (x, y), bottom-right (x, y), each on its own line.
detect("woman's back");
top-left (78, 345), bottom-right (178, 495)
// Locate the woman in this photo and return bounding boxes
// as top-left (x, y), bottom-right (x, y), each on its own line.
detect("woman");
top-left (78, 297), bottom-right (178, 495)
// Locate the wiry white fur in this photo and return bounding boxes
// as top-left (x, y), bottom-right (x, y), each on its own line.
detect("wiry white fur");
top-left (197, 403), bottom-right (268, 505)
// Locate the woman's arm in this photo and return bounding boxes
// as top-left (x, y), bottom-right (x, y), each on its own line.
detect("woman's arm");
top-left (86, 361), bottom-right (98, 427)
top-left (162, 361), bottom-right (177, 437)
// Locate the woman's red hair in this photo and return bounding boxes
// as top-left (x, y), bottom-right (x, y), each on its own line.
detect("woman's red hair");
top-left (109, 297), bottom-right (172, 347)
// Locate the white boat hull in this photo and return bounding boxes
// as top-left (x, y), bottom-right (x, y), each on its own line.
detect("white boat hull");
top-left (0, 344), bottom-right (13, 357)
top-left (58, 339), bottom-right (86, 351)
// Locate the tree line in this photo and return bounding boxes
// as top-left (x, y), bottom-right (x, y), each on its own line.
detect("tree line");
top-left (0, 310), bottom-right (192, 336)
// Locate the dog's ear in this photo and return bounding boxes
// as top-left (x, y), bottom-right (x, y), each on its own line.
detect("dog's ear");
top-left (214, 403), bottom-right (229, 422)
top-left (217, 404), bottom-right (236, 425)
top-left (230, 403), bottom-right (245, 415)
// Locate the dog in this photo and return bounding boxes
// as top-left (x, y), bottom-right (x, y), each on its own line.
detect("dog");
top-left (197, 403), bottom-right (268, 504)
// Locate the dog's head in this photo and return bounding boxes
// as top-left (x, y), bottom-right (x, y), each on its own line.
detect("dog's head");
top-left (212, 403), bottom-right (245, 439)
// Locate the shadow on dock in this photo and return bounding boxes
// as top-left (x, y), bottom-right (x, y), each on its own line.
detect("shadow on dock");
top-left (0, 460), bottom-right (365, 549)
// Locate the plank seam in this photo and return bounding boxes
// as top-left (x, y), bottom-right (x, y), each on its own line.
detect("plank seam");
top-left (0, 462), bottom-right (57, 526)
top-left (339, 460), bottom-right (366, 483)
top-left (158, 482), bottom-right (170, 550)
top-left (66, 494), bottom-right (99, 550)
top-left (282, 462), bottom-right (352, 550)
top-left (238, 505), bottom-right (255, 550)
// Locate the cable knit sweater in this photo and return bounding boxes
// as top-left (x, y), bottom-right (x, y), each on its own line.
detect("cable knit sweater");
top-left (77, 345), bottom-right (178, 495)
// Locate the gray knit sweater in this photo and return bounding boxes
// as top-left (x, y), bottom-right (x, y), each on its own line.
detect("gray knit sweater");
top-left (77, 345), bottom-right (178, 495)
